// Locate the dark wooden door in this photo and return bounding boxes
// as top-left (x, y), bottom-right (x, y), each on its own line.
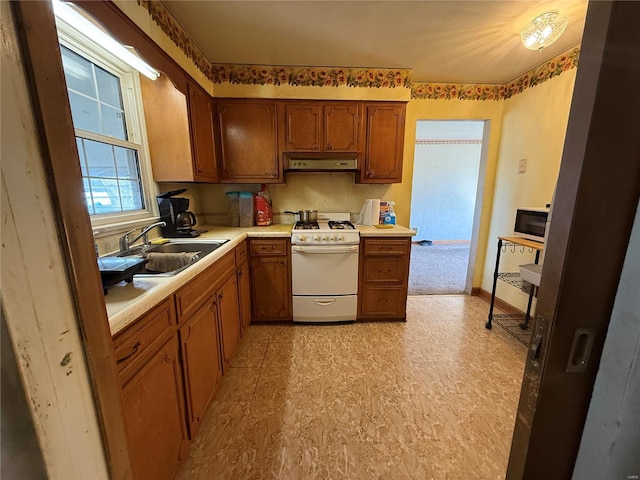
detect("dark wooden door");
top-left (188, 82), bottom-right (217, 182)
top-left (250, 256), bottom-right (292, 321)
top-left (216, 100), bottom-right (281, 182)
top-left (237, 261), bottom-right (252, 330)
top-left (121, 338), bottom-right (188, 480)
top-left (324, 104), bottom-right (361, 151)
top-left (217, 274), bottom-right (241, 367)
top-left (507, 2), bottom-right (640, 478)
top-left (179, 298), bottom-right (222, 438)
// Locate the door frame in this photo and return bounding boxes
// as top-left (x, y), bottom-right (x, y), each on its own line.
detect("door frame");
top-left (507, 1), bottom-right (640, 477)
top-left (409, 119), bottom-right (490, 294)
top-left (11, 2), bottom-right (132, 479)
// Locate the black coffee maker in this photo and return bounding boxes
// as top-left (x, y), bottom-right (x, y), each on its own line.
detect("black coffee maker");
top-left (157, 189), bottom-right (200, 238)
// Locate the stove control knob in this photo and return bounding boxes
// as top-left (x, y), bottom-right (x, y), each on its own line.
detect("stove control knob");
top-left (329, 235), bottom-right (336, 241)
top-left (314, 235), bottom-right (321, 241)
top-left (300, 234), bottom-right (307, 242)
top-left (337, 234), bottom-right (344, 241)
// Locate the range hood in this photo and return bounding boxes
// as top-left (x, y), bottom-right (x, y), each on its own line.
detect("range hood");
top-left (286, 157), bottom-right (358, 171)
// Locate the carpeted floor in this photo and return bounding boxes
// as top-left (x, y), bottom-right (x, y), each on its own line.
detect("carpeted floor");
top-left (408, 243), bottom-right (470, 295)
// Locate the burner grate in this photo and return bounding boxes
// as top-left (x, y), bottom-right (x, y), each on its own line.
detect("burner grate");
top-left (328, 220), bottom-right (355, 230)
top-left (294, 221), bottom-right (319, 230)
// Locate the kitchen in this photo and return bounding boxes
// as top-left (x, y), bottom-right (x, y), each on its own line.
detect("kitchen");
top-left (3, 1), bottom-right (640, 479)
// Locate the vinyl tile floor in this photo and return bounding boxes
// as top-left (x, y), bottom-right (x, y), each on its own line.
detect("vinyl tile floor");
top-left (175, 295), bottom-right (526, 480)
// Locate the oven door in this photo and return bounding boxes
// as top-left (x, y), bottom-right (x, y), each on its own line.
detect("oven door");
top-left (291, 244), bottom-right (359, 295)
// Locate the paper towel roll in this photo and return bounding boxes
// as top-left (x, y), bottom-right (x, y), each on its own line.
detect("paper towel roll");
top-left (358, 199), bottom-right (380, 226)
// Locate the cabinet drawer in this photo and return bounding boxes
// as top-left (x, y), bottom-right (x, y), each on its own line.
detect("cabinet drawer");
top-left (359, 286), bottom-right (407, 319)
top-left (363, 257), bottom-right (406, 284)
top-left (363, 238), bottom-right (410, 255)
top-left (175, 251), bottom-right (235, 321)
top-left (250, 238), bottom-right (288, 256)
top-left (114, 297), bottom-right (176, 382)
top-left (235, 239), bottom-right (248, 266)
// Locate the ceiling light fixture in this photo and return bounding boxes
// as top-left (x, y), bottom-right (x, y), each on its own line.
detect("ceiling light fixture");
top-left (52, 0), bottom-right (160, 80)
top-left (520, 11), bottom-right (569, 52)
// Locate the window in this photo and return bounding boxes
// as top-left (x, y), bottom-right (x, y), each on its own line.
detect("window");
top-left (56, 16), bottom-right (157, 229)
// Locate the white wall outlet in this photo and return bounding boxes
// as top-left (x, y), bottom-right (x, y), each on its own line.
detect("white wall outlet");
top-left (518, 158), bottom-right (527, 173)
top-left (411, 226), bottom-right (419, 234)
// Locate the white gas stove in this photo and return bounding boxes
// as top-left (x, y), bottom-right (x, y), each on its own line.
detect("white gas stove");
top-left (291, 213), bottom-right (359, 246)
top-left (291, 213), bottom-right (360, 323)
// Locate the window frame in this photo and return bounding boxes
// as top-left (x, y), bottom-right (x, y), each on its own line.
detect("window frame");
top-left (56, 19), bottom-right (159, 235)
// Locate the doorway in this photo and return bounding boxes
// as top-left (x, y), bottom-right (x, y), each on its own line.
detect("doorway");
top-left (409, 120), bottom-right (487, 295)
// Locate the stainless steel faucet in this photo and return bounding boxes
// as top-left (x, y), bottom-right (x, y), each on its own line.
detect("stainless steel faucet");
top-left (119, 221), bottom-right (166, 254)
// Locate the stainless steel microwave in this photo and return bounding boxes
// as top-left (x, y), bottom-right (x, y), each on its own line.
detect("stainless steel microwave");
top-left (514, 208), bottom-right (549, 242)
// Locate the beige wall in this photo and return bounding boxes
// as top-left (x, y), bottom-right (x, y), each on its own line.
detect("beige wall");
top-left (483, 70), bottom-right (577, 309)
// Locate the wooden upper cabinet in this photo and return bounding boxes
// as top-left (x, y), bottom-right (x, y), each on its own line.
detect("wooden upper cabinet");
top-left (141, 74), bottom-right (217, 183)
top-left (141, 73), bottom-right (193, 182)
top-left (282, 101), bottom-right (361, 153)
top-left (324, 104), bottom-right (361, 151)
top-left (284, 103), bottom-right (322, 151)
top-left (187, 82), bottom-right (217, 182)
top-left (215, 100), bottom-right (282, 183)
top-left (360, 102), bottom-right (406, 184)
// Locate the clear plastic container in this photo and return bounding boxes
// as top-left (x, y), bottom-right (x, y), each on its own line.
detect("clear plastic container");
top-left (239, 192), bottom-right (254, 227)
top-left (226, 191), bottom-right (239, 226)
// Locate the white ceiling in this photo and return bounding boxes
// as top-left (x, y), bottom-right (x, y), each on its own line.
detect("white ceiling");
top-left (162, 1), bottom-right (588, 84)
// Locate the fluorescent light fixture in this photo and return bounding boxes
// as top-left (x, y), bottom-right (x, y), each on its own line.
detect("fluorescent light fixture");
top-left (52, 0), bottom-right (160, 80)
top-left (520, 11), bottom-right (569, 52)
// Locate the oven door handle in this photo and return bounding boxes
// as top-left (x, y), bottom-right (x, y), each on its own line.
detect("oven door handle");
top-left (292, 245), bottom-right (359, 254)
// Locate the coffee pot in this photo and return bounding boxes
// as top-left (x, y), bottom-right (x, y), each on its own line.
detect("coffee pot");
top-left (176, 211), bottom-right (197, 230)
top-left (157, 189), bottom-right (200, 238)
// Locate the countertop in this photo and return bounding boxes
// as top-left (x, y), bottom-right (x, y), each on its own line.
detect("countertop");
top-left (357, 224), bottom-right (417, 236)
top-left (104, 223), bottom-right (414, 335)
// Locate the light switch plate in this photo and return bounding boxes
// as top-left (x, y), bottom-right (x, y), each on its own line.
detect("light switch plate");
top-left (518, 158), bottom-right (527, 173)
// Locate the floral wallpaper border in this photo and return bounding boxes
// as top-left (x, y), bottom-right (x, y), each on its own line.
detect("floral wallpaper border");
top-left (138, 1), bottom-right (579, 98)
top-left (411, 47), bottom-right (580, 101)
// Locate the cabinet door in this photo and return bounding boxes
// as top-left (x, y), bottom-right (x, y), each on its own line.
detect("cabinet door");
top-left (188, 82), bottom-right (217, 182)
top-left (217, 273), bottom-right (241, 367)
top-left (121, 338), bottom-right (188, 480)
top-left (216, 101), bottom-right (282, 183)
top-left (361, 103), bottom-right (406, 183)
top-left (250, 256), bottom-right (292, 321)
top-left (359, 286), bottom-right (407, 318)
top-left (237, 261), bottom-right (252, 330)
top-left (140, 73), bottom-right (194, 182)
top-left (324, 104), bottom-right (361, 151)
top-left (179, 298), bottom-right (223, 438)
top-left (284, 103), bottom-right (321, 151)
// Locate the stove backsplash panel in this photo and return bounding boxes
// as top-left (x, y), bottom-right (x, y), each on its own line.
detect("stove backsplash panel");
top-left (185, 173), bottom-right (395, 226)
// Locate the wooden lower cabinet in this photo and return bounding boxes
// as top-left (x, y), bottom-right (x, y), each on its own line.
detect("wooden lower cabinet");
top-left (249, 238), bottom-right (292, 321)
top-left (121, 337), bottom-right (189, 480)
top-left (179, 296), bottom-right (223, 438)
top-left (358, 237), bottom-right (411, 320)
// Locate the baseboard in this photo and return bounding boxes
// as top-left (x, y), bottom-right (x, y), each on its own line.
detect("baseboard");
top-left (471, 288), bottom-right (524, 315)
